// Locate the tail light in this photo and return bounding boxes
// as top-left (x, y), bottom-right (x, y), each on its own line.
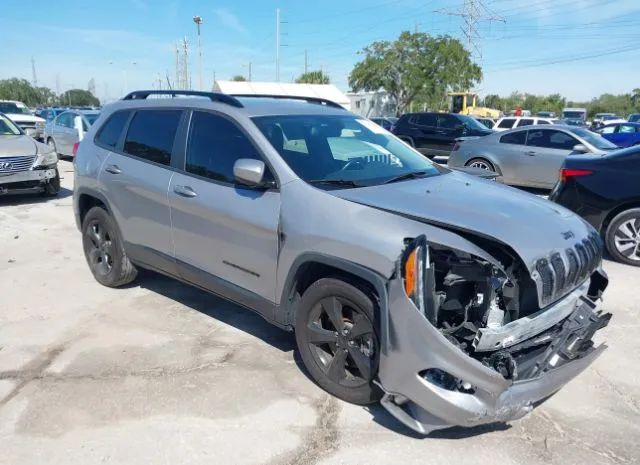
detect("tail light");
top-left (559, 168), bottom-right (592, 183)
top-left (72, 142), bottom-right (80, 157)
top-left (452, 142), bottom-right (461, 152)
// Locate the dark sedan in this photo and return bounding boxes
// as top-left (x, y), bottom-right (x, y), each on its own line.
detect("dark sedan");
top-left (549, 146), bottom-right (640, 266)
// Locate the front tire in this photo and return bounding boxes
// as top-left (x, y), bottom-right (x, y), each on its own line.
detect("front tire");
top-left (41, 168), bottom-right (60, 197)
top-left (295, 278), bottom-right (382, 405)
top-left (605, 208), bottom-right (640, 266)
top-left (82, 206), bottom-right (138, 286)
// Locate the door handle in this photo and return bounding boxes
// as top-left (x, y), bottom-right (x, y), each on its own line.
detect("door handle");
top-left (105, 164), bottom-right (122, 174)
top-left (525, 151), bottom-right (537, 156)
top-left (174, 185), bottom-right (197, 198)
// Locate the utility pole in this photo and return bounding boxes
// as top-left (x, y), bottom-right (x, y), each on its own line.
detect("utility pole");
top-left (275, 9), bottom-right (287, 81)
top-left (304, 49), bottom-right (308, 74)
top-left (31, 57), bottom-right (38, 87)
top-left (248, 62), bottom-right (252, 81)
top-left (435, 0), bottom-right (504, 60)
top-left (175, 42), bottom-right (180, 89)
top-left (193, 16), bottom-right (204, 90)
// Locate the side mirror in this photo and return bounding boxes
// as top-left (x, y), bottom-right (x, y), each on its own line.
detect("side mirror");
top-left (233, 158), bottom-right (266, 187)
top-left (572, 143), bottom-right (589, 153)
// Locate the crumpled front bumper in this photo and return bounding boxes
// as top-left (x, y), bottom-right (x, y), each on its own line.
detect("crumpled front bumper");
top-left (0, 168), bottom-right (57, 194)
top-left (377, 271), bottom-right (610, 435)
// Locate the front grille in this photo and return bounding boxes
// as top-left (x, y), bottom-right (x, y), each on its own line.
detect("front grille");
top-left (534, 232), bottom-right (603, 306)
top-left (0, 156), bottom-right (36, 175)
top-left (17, 121), bottom-right (36, 128)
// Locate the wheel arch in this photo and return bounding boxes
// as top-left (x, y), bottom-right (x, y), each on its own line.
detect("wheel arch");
top-left (278, 253), bottom-right (390, 352)
top-left (602, 201), bottom-right (640, 235)
top-left (465, 155), bottom-right (502, 175)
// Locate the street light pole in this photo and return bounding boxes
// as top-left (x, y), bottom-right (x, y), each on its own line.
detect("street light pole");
top-left (193, 16), bottom-right (204, 90)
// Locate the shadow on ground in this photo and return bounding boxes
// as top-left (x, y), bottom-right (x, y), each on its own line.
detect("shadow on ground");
top-left (0, 187), bottom-right (73, 206)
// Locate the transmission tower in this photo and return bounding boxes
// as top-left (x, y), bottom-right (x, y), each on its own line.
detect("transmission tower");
top-left (31, 57), bottom-right (38, 87)
top-left (435, 0), bottom-right (505, 60)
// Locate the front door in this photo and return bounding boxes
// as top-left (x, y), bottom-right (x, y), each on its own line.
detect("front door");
top-left (168, 110), bottom-right (281, 307)
top-left (523, 129), bottom-right (579, 188)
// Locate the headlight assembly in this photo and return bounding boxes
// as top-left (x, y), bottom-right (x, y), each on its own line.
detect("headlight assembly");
top-left (34, 151), bottom-right (58, 167)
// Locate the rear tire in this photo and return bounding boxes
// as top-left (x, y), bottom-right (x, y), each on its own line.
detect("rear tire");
top-left (295, 278), bottom-right (382, 405)
top-left (605, 208), bottom-right (640, 266)
top-left (82, 206), bottom-right (138, 286)
top-left (465, 157), bottom-right (496, 172)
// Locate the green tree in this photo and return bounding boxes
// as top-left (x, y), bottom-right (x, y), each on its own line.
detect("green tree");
top-left (231, 75), bottom-right (247, 82)
top-left (632, 88), bottom-right (640, 106)
top-left (295, 70), bottom-right (330, 84)
top-left (0, 78), bottom-right (44, 106)
top-left (59, 89), bottom-right (100, 106)
top-left (349, 31), bottom-right (482, 115)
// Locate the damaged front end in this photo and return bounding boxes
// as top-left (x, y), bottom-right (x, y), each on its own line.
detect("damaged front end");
top-left (377, 235), bottom-right (611, 435)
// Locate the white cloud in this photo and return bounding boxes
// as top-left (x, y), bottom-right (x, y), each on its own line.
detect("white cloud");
top-left (214, 8), bottom-right (247, 34)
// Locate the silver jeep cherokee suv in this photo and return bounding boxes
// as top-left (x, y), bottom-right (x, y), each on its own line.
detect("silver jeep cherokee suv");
top-left (73, 90), bottom-right (611, 435)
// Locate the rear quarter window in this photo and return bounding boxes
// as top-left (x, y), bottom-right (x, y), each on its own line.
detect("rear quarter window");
top-left (500, 131), bottom-right (527, 145)
top-left (497, 118), bottom-right (515, 129)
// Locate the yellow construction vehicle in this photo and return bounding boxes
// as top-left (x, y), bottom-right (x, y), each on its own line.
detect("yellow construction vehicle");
top-left (448, 92), bottom-right (501, 119)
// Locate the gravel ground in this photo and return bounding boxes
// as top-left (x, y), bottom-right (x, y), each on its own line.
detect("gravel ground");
top-left (1, 160), bottom-right (639, 465)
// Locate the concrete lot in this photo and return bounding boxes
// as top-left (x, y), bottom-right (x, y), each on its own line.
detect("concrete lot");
top-left (1, 160), bottom-right (639, 465)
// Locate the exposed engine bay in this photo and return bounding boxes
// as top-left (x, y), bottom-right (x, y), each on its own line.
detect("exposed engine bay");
top-left (401, 236), bottom-right (611, 383)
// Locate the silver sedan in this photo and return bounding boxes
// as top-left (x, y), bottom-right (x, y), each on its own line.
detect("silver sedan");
top-left (44, 110), bottom-right (100, 158)
top-left (448, 125), bottom-right (617, 189)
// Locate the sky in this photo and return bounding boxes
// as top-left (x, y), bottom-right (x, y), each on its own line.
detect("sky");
top-left (1, 0), bottom-right (639, 103)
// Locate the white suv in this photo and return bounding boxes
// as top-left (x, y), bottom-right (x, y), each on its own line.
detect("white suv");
top-left (494, 116), bottom-right (557, 132)
top-left (0, 100), bottom-right (46, 140)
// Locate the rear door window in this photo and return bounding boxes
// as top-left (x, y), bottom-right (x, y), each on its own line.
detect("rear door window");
top-left (437, 114), bottom-right (459, 129)
top-left (537, 119), bottom-right (550, 125)
top-left (96, 111), bottom-right (131, 149)
top-left (618, 124), bottom-right (636, 134)
top-left (499, 131), bottom-right (527, 145)
top-left (517, 119), bottom-right (535, 127)
top-left (412, 113), bottom-right (437, 127)
top-left (497, 118), bottom-right (515, 129)
top-left (123, 110), bottom-right (182, 166)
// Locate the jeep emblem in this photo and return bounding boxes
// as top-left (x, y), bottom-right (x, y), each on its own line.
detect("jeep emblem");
top-left (562, 230), bottom-right (575, 240)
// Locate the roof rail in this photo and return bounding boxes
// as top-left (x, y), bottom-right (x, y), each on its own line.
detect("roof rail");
top-left (231, 94), bottom-right (345, 109)
top-left (122, 90), bottom-right (243, 108)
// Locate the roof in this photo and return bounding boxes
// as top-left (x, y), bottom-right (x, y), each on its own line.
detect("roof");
top-left (214, 81), bottom-right (351, 110)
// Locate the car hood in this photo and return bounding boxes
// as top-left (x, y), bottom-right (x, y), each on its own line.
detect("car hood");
top-left (0, 135), bottom-right (38, 157)
top-left (330, 171), bottom-right (594, 270)
top-left (5, 113), bottom-right (45, 123)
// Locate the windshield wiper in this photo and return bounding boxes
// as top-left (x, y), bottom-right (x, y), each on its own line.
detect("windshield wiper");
top-left (308, 178), bottom-right (363, 188)
top-left (383, 170), bottom-right (429, 184)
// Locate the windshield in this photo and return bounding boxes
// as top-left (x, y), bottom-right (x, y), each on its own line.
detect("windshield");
top-left (0, 102), bottom-right (31, 115)
top-left (562, 111), bottom-right (586, 120)
top-left (252, 114), bottom-right (445, 188)
top-left (629, 114), bottom-right (640, 123)
top-left (458, 114), bottom-right (490, 131)
top-left (0, 114), bottom-right (23, 135)
top-left (569, 127), bottom-right (617, 150)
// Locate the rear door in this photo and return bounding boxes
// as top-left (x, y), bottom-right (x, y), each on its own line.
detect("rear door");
top-left (524, 129), bottom-right (580, 188)
top-left (168, 110), bottom-right (281, 306)
top-left (99, 108), bottom-right (183, 271)
top-left (495, 130), bottom-right (528, 185)
top-left (53, 112), bottom-right (75, 155)
top-left (435, 114), bottom-right (463, 156)
top-left (613, 124), bottom-right (637, 147)
top-left (408, 113), bottom-right (439, 156)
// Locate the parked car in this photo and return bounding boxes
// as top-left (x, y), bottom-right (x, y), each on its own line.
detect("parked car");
top-left (591, 113), bottom-right (626, 130)
top-left (0, 100), bottom-right (46, 140)
top-left (595, 122), bottom-right (640, 148)
top-left (561, 107), bottom-right (587, 125)
top-left (369, 116), bottom-right (398, 131)
top-left (550, 145), bottom-right (640, 266)
top-left (392, 112), bottom-right (492, 158)
top-left (38, 107), bottom-right (68, 123)
top-left (627, 113), bottom-right (640, 123)
top-left (448, 125), bottom-right (617, 189)
top-left (0, 112), bottom-right (60, 196)
top-left (493, 116), bottom-right (557, 131)
top-left (74, 90), bottom-right (610, 435)
top-left (536, 111), bottom-right (556, 118)
top-left (557, 118), bottom-right (587, 127)
top-left (473, 116), bottom-right (496, 129)
top-left (45, 109), bottom-right (100, 158)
